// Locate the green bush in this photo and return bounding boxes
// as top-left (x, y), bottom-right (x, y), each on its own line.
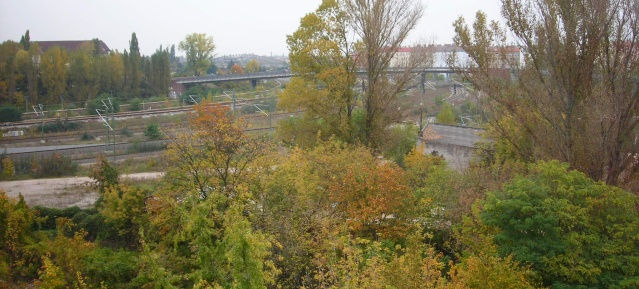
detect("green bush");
top-left (0, 105), bottom-right (22, 122)
top-left (83, 248), bottom-right (139, 288)
top-left (143, 123), bottom-right (162, 140)
top-left (436, 103), bottom-right (456, 125)
top-left (129, 98), bottom-right (142, 111)
top-left (127, 140), bottom-right (166, 154)
top-left (382, 124), bottom-right (418, 166)
top-left (120, 127), bottom-right (133, 137)
top-left (37, 120), bottom-right (82, 133)
top-left (482, 161), bottom-right (639, 288)
top-left (81, 132), bottom-right (94, 140)
top-left (86, 94), bottom-right (120, 115)
top-left (35, 206), bottom-right (82, 230)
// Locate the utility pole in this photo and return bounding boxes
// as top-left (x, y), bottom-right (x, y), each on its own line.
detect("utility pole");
top-left (33, 104), bottom-right (45, 142)
top-left (99, 98), bottom-right (116, 161)
top-left (419, 102), bottom-right (424, 132)
top-left (232, 90), bottom-right (236, 113)
top-left (254, 104), bottom-right (271, 131)
top-left (108, 97), bottom-right (116, 162)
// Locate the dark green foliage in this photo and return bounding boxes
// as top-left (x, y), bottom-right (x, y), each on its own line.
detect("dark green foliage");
top-left (126, 140), bottom-right (166, 154)
top-left (35, 206), bottom-right (82, 230)
top-left (0, 105), bottom-right (22, 122)
top-left (19, 30), bottom-right (30, 50)
top-left (31, 153), bottom-right (77, 178)
top-left (33, 206), bottom-right (118, 244)
top-left (482, 161), bottom-right (639, 288)
top-left (436, 103), bottom-right (456, 125)
top-left (143, 123), bottom-right (162, 140)
top-left (83, 248), bottom-right (139, 288)
top-left (37, 120), bottom-right (82, 133)
top-left (382, 124), bottom-right (418, 166)
top-left (149, 47), bottom-right (170, 97)
top-left (0, 193), bottom-right (42, 283)
top-left (120, 127), bottom-right (133, 137)
top-left (81, 132), bottom-right (94, 140)
top-left (90, 155), bottom-right (119, 194)
top-left (128, 98), bottom-right (142, 111)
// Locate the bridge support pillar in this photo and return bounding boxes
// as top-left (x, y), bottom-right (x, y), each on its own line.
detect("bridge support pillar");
top-left (361, 79), bottom-right (366, 92)
top-left (420, 72), bottom-right (426, 94)
top-left (250, 79), bottom-right (258, 89)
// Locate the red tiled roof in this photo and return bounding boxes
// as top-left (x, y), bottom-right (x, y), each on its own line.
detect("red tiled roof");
top-left (33, 40), bottom-right (111, 54)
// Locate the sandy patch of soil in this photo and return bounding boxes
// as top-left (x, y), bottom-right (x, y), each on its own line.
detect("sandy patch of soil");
top-left (0, 172), bottom-right (164, 209)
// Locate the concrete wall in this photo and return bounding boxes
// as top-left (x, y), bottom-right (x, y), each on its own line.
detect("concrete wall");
top-left (417, 138), bottom-right (477, 170)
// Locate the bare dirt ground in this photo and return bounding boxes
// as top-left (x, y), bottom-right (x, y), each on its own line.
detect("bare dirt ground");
top-left (0, 172), bottom-right (164, 209)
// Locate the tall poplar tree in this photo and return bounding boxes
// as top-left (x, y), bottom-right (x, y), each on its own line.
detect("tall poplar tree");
top-left (39, 46), bottom-right (68, 104)
top-left (128, 32), bottom-right (141, 98)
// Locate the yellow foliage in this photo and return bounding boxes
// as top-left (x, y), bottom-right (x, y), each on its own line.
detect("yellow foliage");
top-left (447, 254), bottom-right (540, 289)
top-left (1, 157), bottom-right (15, 179)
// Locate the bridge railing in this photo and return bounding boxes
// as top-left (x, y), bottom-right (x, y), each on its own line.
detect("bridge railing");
top-left (173, 67), bottom-right (465, 84)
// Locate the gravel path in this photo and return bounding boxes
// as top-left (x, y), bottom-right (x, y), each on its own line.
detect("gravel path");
top-left (0, 172), bottom-right (164, 209)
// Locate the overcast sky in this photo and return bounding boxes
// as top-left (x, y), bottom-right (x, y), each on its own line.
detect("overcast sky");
top-left (0, 0), bottom-right (502, 56)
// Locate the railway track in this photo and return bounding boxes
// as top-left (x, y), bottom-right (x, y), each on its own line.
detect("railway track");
top-left (1, 111), bottom-right (299, 146)
top-left (1, 97), bottom-right (273, 129)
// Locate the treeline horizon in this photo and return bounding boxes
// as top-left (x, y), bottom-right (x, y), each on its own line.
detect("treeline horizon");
top-left (0, 31), bottom-right (172, 110)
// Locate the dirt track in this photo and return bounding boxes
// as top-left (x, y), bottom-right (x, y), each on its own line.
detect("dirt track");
top-left (0, 172), bottom-right (164, 209)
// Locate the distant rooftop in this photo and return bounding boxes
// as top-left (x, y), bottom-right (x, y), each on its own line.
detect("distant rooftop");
top-left (33, 40), bottom-right (111, 54)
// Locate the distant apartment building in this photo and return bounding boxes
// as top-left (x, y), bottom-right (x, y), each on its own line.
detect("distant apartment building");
top-left (390, 44), bottom-right (521, 69)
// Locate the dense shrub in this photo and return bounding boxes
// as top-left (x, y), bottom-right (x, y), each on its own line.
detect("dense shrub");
top-left (120, 127), bottom-right (133, 137)
top-left (0, 157), bottom-right (15, 179)
top-left (81, 132), bottom-right (94, 140)
top-left (382, 124), bottom-right (418, 166)
top-left (37, 120), bottom-right (82, 133)
top-left (143, 123), bottom-right (162, 140)
top-left (35, 206), bottom-right (82, 230)
top-left (33, 206), bottom-right (118, 243)
top-left (31, 153), bottom-right (77, 178)
top-left (0, 105), bottom-right (22, 122)
top-left (128, 98), bottom-right (142, 111)
top-left (126, 140), bottom-right (166, 154)
top-left (436, 103), bottom-right (456, 125)
top-left (83, 248), bottom-right (139, 288)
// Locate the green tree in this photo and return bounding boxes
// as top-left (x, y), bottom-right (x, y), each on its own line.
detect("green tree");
top-left (68, 44), bottom-right (97, 102)
top-left (179, 33), bottom-right (215, 76)
top-left (0, 41), bottom-right (24, 105)
top-left (436, 103), bottom-right (456, 125)
top-left (482, 161), bottom-right (639, 288)
top-left (39, 46), bottom-right (68, 104)
top-left (19, 30), bottom-right (30, 50)
top-left (452, 0), bottom-right (639, 186)
top-left (36, 218), bottom-right (94, 289)
top-left (14, 44), bottom-right (39, 107)
top-left (150, 46), bottom-right (170, 96)
top-left (99, 184), bottom-right (147, 248)
top-left (90, 155), bottom-right (119, 194)
top-left (280, 0), bottom-right (358, 146)
top-left (245, 59), bottom-right (260, 73)
top-left (0, 192), bottom-right (42, 284)
top-left (345, 0), bottom-right (428, 149)
top-left (127, 32), bottom-right (142, 97)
